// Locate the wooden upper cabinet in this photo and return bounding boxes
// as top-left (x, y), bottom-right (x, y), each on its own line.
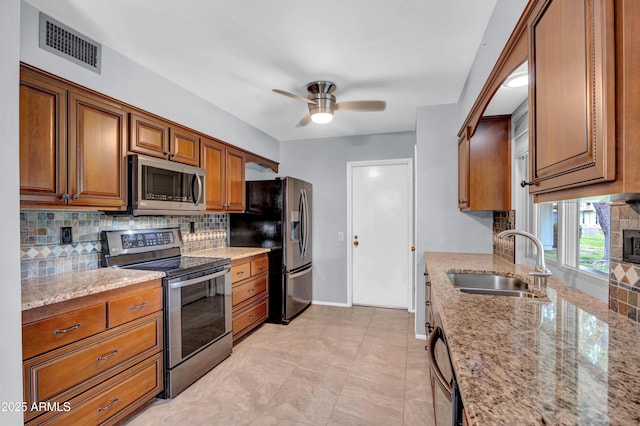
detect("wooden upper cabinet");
top-left (201, 137), bottom-right (226, 211)
top-left (129, 113), bottom-right (199, 166)
top-left (67, 91), bottom-right (127, 209)
top-left (19, 67), bottom-right (127, 210)
top-left (129, 112), bottom-right (170, 158)
top-left (170, 126), bottom-right (200, 166)
top-left (527, 0), bottom-right (615, 194)
top-left (458, 134), bottom-right (469, 210)
top-left (225, 148), bottom-right (246, 212)
top-left (459, 117), bottom-right (511, 211)
top-left (201, 138), bottom-right (246, 212)
top-left (19, 71), bottom-right (68, 206)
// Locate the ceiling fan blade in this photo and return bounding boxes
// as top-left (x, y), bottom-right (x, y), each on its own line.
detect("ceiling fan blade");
top-left (295, 114), bottom-right (312, 128)
top-left (335, 100), bottom-right (387, 112)
top-left (273, 89), bottom-right (316, 105)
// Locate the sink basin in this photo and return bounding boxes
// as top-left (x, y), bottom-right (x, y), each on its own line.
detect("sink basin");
top-left (447, 272), bottom-right (538, 298)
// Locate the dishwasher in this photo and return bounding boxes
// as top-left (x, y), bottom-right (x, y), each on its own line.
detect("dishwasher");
top-left (428, 326), bottom-right (463, 426)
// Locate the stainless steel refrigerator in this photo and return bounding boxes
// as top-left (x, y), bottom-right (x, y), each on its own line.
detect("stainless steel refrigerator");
top-left (229, 177), bottom-right (312, 324)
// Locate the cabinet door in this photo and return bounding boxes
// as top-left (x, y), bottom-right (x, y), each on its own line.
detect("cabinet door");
top-left (457, 135), bottom-right (469, 209)
top-left (129, 112), bottom-right (170, 159)
top-left (528, 0), bottom-right (615, 194)
top-left (469, 116), bottom-right (511, 210)
top-left (201, 137), bottom-right (226, 211)
top-left (169, 126), bottom-right (199, 166)
top-left (225, 148), bottom-right (246, 212)
top-left (19, 71), bottom-right (68, 206)
top-left (67, 90), bottom-right (127, 209)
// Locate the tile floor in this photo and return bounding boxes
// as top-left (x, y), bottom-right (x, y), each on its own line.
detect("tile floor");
top-left (127, 305), bottom-right (433, 425)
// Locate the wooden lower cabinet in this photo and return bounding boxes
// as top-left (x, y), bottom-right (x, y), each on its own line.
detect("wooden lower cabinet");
top-left (22, 280), bottom-right (163, 425)
top-left (231, 254), bottom-right (269, 343)
top-left (27, 353), bottom-right (162, 426)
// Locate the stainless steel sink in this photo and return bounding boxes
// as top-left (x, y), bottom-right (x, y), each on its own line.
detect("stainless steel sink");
top-left (447, 272), bottom-right (538, 298)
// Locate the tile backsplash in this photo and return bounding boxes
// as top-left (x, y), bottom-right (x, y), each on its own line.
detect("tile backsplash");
top-left (493, 210), bottom-right (515, 263)
top-left (609, 201), bottom-right (640, 323)
top-left (20, 210), bottom-right (228, 279)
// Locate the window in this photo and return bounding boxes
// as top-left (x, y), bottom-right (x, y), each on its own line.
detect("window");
top-left (538, 201), bottom-right (609, 275)
top-left (511, 103), bottom-right (609, 301)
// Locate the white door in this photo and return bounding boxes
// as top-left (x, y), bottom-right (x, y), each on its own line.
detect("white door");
top-left (348, 159), bottom-right (412, 308)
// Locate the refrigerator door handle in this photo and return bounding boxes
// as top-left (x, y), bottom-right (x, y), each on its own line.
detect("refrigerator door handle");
top-left (301, 188), bottom-right (309, 257)
top-left (288, 266), bottom-right (313, 279)
top-left (299, 188), bottom-right (306, 257)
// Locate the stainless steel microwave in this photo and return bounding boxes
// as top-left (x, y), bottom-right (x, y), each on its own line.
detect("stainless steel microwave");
top-left (128, 154), bottom-right (206, 216)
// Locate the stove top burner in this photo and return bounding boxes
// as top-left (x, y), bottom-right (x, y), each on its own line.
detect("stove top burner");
top-left (123, 256), bottom-right (230, 278)
top-left (100, 228), bottom-right (230, 277)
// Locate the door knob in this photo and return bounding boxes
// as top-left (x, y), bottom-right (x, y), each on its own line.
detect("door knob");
top-left (353, 241), bottom-right (359, 247)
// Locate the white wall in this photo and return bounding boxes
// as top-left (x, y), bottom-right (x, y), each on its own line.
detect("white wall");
top-left (279, 132), bottom-right (416, 305)
top-left (415, 104), bottom-right (493, 336)
top-left (20, 1), bottom-right (279, 162)
top-left (0, 0), bottom-right (25, 424)
top-left (413, 0), bottom-right (529, 337)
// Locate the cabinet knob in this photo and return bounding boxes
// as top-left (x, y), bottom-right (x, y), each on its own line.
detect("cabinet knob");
top-left (72, 194), bottom-right (79, 200)
top-left (353, 240), bottom-right (359, 247)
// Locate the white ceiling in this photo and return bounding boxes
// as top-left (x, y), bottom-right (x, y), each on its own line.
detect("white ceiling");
top-left (25, 0), bottom-right (498, 142)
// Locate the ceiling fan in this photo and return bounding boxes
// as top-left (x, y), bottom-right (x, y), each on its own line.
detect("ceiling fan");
top-left (272, 81), bottom-right (386, 127)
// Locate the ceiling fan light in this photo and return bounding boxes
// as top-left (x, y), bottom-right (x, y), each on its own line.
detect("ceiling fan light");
top-left (311, 112), bottom-right (334, 124)
top-left (504, 72), bottom-right (528, 88)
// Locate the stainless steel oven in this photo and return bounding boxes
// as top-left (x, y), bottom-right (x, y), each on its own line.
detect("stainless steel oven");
top-left (101, 228), bottom-right (232, 398)
top-left (164, 266), bottom-right (231, 398)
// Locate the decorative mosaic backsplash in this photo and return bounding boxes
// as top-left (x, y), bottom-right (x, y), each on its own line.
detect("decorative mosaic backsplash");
top-left (609, 201), bottom-right (640, 323)
top-left (20, 210), bottom-right (228, 279)
top-left (493, 210), bottom-right (515, 263)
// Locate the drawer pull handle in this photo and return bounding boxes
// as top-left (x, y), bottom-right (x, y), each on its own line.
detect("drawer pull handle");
top-left (130, 301), bottom-right (148, 310)
top-left (248, 315), bottom-right (255, 320)
top-left (53, 323), bottom-right (81, 335)
top-left (258, 265), bottom-right (264, 270)
top-left (97, 398), bottom-right (119, 412)
top-left (97, 349), bottom-right (118, 361)
top-left (237, 271), bottom-right (245, 276)
top-left (247, 288), bottom-right (255, 294)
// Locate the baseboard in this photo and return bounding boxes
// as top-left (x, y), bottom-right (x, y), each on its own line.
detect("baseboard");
top-left (311, 300), bottom-right (351, 308)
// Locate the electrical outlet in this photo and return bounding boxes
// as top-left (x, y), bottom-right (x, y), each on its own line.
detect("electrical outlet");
top-left (61, 227), bottom-right (73, 244)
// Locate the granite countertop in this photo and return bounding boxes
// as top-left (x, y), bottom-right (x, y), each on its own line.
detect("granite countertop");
top-left (189, 246), bottom-right (270, 261)
top-left (21, 268), bottom-right (164, 311)
top-left (425, 252), bottom-right (640, 425)
top-left (21, 247), bottom-right (271, 311)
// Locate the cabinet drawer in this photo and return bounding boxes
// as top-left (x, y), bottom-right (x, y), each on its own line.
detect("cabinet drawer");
top-left (232, 275), bottom-right (267, 307)
top-left (250, 255), bottom-right (268, 276)
top-left (232, 299), bottom-right (267, 336)
top-left (30, 353), bottom-right (162, 426)
top-left (108, 287), bottom-right (162, 328)
top-left (24, 312), bottom-right (162, 421)
top-left (231, 262), bottom-right (251, 283)
top-left (23, 304), bottom-right (106, 360)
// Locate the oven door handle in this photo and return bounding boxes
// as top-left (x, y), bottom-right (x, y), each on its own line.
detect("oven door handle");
top-left (427, 326), bottom-right (453, 401)
top-left (169, 267), bottom-right (230, 289)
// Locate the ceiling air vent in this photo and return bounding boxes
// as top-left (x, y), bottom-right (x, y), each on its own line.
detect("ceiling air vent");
top-left (38, 12), bottom-right (102, 74)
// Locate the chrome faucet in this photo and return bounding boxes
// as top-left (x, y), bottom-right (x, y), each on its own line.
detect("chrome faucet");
top-left (497, 229), bottom-right (552, 292)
